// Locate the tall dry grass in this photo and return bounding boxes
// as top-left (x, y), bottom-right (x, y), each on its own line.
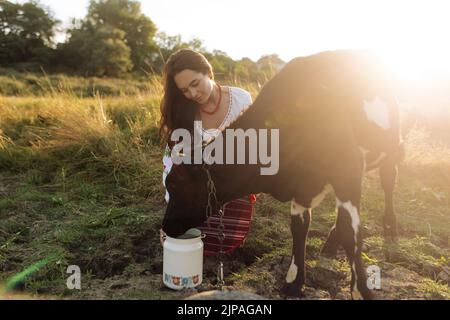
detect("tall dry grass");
top-left (0, 79), bottom-right (165, 201)
top-left (0, 75), bottom-right (259, 202)
top-left (403, 126), bottom-right (450, 185)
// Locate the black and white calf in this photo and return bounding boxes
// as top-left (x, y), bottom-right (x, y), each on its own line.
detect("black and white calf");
top-left (162, 50), bottom-right (404, 300)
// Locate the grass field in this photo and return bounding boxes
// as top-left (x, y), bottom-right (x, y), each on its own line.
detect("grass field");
top-left (0, 75), bottom-right (449, 300)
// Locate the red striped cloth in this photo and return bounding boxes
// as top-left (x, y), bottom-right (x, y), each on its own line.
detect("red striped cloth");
top-left (198, 194), bottom-right (257, 257)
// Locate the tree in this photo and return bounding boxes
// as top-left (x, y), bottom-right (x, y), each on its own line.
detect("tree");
top-left (152, 32), bottom-right (184, 72)
top-left (152, 32), bottom-right (207, 73)
top-left (204, 50), bottom-right (236, 81)
top-left (86, 26), bottom-right (133, 77)
top-left (256, 54), bottom-right (285, 79)
top-left (61, 19), bottom-right (132, 77)
top-left (234, 57), bottom-right (259, 82)
top-left (0, 0), bottom-right (59, 65)
top-left (86, 0), bottom-right (157, 72)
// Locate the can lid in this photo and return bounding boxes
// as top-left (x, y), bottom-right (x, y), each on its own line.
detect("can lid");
top-left (177, 228), bottom-right (202, 239)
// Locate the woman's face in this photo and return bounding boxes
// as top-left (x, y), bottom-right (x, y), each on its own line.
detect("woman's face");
top-left (174, 69), bottom-right (213, 104)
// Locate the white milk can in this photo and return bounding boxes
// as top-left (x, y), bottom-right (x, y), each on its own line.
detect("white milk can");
top-left (163, 228), bottom-right (204, 290)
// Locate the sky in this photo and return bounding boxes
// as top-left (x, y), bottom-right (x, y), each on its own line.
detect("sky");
top-left (13, 0), bottom-right (450, 80)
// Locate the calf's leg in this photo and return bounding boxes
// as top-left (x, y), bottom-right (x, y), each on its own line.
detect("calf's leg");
top-left (379, 158), bottom-right (398, 239)
top-left (334, 196), bottom-right (372, 299)
top-left (330, 149), bottom-right (372, 300)
top-left (281, 201), bottom-right (311, 297)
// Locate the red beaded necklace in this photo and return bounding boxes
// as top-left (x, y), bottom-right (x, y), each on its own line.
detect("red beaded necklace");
top-left (200, 83), bottom-right (222, 115)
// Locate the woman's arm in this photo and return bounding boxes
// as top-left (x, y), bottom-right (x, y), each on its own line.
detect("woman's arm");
top-left (162, 144), bottom-right (173, 203)
top-left (160, 144), bottom-right (172, 245)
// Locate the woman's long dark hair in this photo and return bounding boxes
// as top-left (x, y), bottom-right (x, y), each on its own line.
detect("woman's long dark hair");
top-left (159, 49), bottom-right (214, 148)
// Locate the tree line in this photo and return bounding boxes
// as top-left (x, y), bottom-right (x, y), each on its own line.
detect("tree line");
top-left (0, 0), bottom-right (285, 80)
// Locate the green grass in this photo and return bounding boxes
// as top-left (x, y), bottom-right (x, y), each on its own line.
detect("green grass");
top-left (417, 279), bottom-right (450, 300)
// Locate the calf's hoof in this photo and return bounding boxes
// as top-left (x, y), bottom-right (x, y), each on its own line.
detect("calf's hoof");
top-left (351, 285), bottom-right (374, 300)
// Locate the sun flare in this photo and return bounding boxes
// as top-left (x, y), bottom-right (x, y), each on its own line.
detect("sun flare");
top-left (377, 47), bottom-right (450, 83)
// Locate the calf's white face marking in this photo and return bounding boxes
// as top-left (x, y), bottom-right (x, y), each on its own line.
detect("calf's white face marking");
top-left (363, 96), bottom-right (390, 130)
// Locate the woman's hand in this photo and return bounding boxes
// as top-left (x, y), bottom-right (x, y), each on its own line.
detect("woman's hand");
top-left (159, 229), bottom-right (167, 246)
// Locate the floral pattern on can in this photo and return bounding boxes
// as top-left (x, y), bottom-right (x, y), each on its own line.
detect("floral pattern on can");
top-left (164, 272), bottom-right (201, 287)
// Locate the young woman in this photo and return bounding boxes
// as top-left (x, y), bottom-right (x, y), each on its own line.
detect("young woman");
top-left (159, 49), bottom-right (257, 256)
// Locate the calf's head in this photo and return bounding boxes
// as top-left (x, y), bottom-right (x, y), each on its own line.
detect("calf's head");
top-left (162, 163), bottom-right (211, 238)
